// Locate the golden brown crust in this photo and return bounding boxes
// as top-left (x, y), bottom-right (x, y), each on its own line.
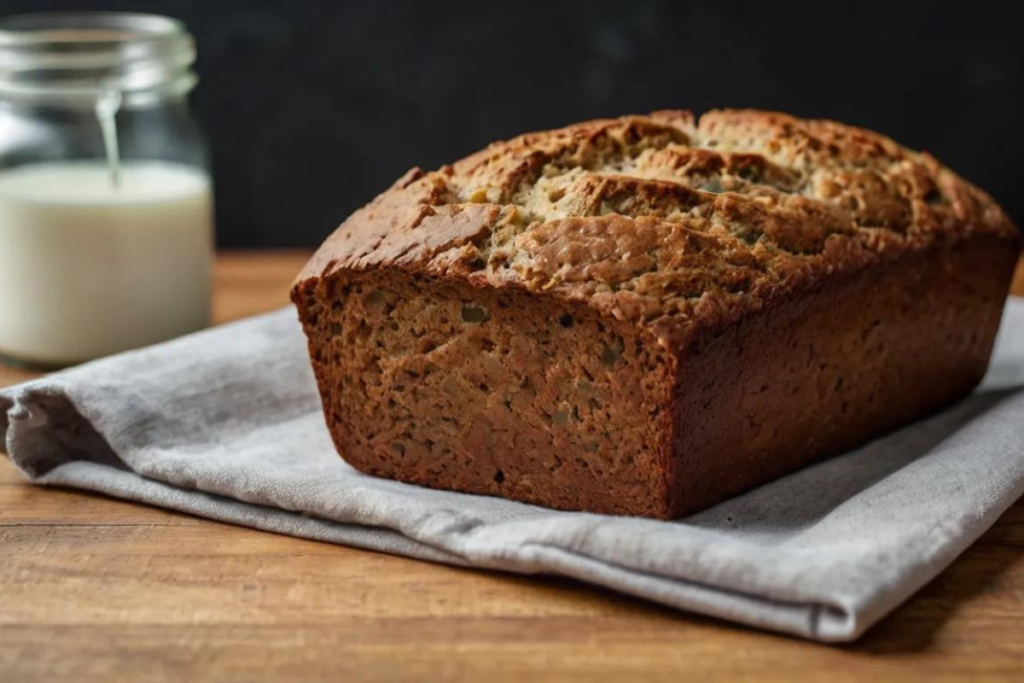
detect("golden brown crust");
top-left (296, 110), bottom-right (1021, 348)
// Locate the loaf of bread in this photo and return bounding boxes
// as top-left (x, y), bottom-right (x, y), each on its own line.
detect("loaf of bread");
top-left (292, 110), bottom-right (1021, 519)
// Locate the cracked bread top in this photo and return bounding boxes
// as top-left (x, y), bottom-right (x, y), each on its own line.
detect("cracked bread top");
top-left (296, 110), bottom-right (1020, 347)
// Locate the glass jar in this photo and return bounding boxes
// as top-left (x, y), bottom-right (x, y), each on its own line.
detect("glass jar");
top-left (0, 12), bottom-right (213, 369)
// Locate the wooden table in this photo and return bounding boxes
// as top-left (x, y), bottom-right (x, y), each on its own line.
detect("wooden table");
top-left (3, 251), bottom-right (1024, 682)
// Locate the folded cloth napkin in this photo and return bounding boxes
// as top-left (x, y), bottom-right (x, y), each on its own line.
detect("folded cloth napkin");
top-left (4, 299), bottom-right (1024, 643)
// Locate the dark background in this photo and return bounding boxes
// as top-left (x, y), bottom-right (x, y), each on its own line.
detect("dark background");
top-left (1, 0), bottom-right (1021, 248)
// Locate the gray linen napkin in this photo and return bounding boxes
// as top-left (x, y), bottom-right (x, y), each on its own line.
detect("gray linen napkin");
top-left (4, 299), bottom-right (1024, 643)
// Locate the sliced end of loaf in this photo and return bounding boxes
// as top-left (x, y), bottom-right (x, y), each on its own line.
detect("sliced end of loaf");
top-left (293, 270), bottom-right (677, 517)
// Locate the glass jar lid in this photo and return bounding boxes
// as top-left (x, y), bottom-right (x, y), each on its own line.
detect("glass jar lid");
top-left (0, 12), bottom-right (196, 105)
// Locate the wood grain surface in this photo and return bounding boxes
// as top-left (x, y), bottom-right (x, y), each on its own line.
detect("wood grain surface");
top-left (2, 250), bottom-right (1024, 682)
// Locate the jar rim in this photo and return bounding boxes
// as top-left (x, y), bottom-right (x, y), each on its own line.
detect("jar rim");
top-left (0, 12), bottom-right (197, 104)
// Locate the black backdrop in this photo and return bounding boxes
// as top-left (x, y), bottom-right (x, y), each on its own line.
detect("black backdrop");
top-left (1, 0), bottom-right (1021, 248)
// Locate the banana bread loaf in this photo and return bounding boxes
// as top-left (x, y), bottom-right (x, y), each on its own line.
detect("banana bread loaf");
top-left (292, 110), bottom-right (1022, 519)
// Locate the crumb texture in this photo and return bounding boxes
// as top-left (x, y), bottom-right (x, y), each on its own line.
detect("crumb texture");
top-left (295, 271), bottom-right (674, 517)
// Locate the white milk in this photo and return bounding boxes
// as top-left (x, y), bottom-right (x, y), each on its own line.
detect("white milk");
top-left (0, 161), bottom-right (213, 366)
